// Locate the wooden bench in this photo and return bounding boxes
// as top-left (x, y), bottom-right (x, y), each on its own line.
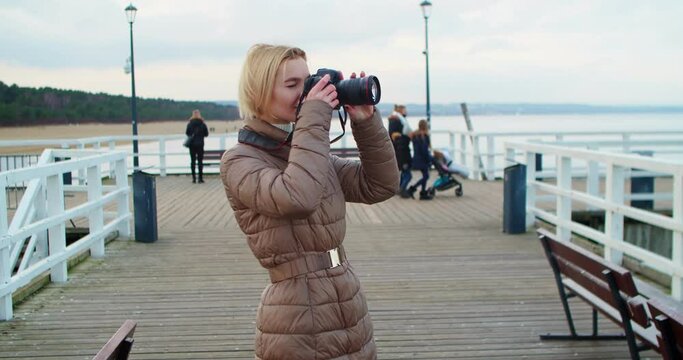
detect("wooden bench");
top-left (648, 297), bottom-right (683, 359)
top-left (203, 150), bottom-right (225, 167)
top-left (537, 228), bottom-right (659, 359)
top-left (92, 320), bottom-right (137, 360)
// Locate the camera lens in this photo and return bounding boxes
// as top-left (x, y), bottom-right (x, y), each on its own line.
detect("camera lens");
top-left (368, 76), bottom-right (380, 103)
top-left (336, 76), bottom-right (381, 106)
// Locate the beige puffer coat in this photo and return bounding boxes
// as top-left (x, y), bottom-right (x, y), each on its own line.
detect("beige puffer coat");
top-left (220, 100), bottom-right (398, 360)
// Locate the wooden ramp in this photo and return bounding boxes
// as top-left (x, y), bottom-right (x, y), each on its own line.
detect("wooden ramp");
top-left (0, 175), bottom-right (660, 359)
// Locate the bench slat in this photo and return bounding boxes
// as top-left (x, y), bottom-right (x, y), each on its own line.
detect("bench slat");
top-left (553, 255), bottom-right (618, 309)
top-left (649, 297), bottom-right (683, 359)
top-left (543, 232), bottom-right (638, 296)
top-left (203, 150), bottom-right (225, 160)
top-left (92, 320), bottom-right (137, 360)
top-left (628, 297), bottom-right (651, 328)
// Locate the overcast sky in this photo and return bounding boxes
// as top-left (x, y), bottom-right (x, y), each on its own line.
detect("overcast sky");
top-left (1, 0), bottom-right (682, 106)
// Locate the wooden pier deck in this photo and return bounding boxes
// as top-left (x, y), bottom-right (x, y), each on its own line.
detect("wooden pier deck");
top-left (0, 175), bottom-right (661, 359)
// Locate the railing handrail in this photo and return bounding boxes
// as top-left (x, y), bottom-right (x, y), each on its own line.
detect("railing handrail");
top-left (2, 130), bottom-right (683, 179)
top-left (444, 129), bottom-right (683, 137)
top-left (0, 148), bottom-right (131, 321)
top-left (505, 141), bottom-right (683, 176)
top-left (504, 140), bottom-right (683, 300)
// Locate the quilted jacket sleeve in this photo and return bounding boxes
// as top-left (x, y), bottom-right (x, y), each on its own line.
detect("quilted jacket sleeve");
top-left (221, 101), bottom-right (332, 218)
top-left (332, 109), bottom-right (399, 204)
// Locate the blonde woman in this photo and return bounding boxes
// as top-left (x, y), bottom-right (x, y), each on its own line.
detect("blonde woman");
top-left (220, 44), bottom-right (398, 359)
top-left (185, 109), bottom-right (209, 183)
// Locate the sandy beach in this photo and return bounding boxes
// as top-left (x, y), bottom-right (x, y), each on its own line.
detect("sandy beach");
top-left (0, 119), bottom-right (242, 154)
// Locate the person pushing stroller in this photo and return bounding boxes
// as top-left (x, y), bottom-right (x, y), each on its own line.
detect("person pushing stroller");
top-left (427, 148), bottom-right (468, 198)
top-left (404, 119), bottom-right (434, 200)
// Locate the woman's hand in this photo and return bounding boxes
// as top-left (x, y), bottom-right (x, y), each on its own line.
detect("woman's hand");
top-left (305, 74), bottom-right (339, 109)
top-left (344, 71), bottom-right (375, 121)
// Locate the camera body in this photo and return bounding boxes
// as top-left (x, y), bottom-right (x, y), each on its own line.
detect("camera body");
top-left (307, 68), bottom-right (344, 88)
top-left (302, 68), bottom-right (381, 108)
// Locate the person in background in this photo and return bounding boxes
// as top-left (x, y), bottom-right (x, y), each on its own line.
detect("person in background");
top-left (405, 119), bottom-right (434, 200)
top-left (185, 109), bottom-right (209, 183)
top-left (387, 104), bottom-right (413, 198)
top-left (219, 43), bottom-right (398, 359)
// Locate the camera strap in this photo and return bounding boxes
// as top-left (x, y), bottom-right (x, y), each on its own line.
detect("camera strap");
top-left (329, 109), bottom-right (347, 144)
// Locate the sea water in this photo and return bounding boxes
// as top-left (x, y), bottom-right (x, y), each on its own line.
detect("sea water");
top-left (139, 112), bottom-right (683, 174)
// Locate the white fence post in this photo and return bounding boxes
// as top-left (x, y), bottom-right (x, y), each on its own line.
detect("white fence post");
top-left (471, 134), bottom-right (482, 180)
top-left (87, 165), bottom-right (105, 258)
top-left (622, 133), bottom-right (631, 153)
top-left (0, 177), bottom-right (12, 320)
top-left (46, 174), bottom-right (67, 283)
top-left (605, 164), bottom-right (625, 265)
top-left (505, 147), bottom-right (516, 167)
top-left (76, 143), bottom-right (85, 185)
top-left (525, 151), bottom-right (537, 228)
top-left (109, 140), bottom-right (117, 178)
top-left (586, 146), bottom-right (600, 210)
top-left (459, 134), bottom-right (467, 168)
top-left (33, 181), bottom-right (48, 262)
top-left (556, 156), bottom-right (572, 241)
top-left (219, 135), bottom-right (226, 151)
top-left (159, 139), bottom-right (167, 177)
top-left (448, 132), bottom-right (455, 163)
top-left (115, 159), bottom-right (131, 239)
top-left (671, 173), bottom-right (683, 300)
top-left (486, 136), bottom-right (495, 180)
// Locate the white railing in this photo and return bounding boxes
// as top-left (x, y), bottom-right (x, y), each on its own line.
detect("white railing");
top-left (435, 130), bottom-right (683, 181)
top-left (504, 140), bottom-right (683, 300)
top-left (0, 149), bottom-right (131, 320)
top-left (2, 130), bottom-right (683, 180)
top-left (0, 132), bottom-right (347, 177)
top-left (0, 134), bottom-right (239, 176)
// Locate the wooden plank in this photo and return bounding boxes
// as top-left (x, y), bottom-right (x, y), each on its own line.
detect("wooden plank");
top-left (0, 175), bottom-right (661, 359)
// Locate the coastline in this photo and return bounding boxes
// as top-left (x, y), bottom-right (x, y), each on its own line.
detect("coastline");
top-left (0, 119), bottom-right (243, 154)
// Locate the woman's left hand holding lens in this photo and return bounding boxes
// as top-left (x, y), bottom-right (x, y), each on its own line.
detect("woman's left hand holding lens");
top-left (344, 71), bottom-right (375, 121)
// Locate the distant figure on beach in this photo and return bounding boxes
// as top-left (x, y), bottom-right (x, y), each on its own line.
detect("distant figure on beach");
top-left (219, 43), bottom-right (398, 359)
top-left (387, 104), bottom-right (413, 198)
top-left (185, 109), bottom-right (209, 183)
top-left (405, 119), bottom-right (434, 200)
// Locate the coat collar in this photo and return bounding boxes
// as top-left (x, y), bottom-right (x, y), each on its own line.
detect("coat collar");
top-left (241, 117), bottom-right (292, 160)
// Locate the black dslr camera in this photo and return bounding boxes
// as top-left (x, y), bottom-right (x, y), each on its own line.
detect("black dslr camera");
top-left (301, 68), bottom-right (381, 108)
top-left (295, 68), bottom-right (381, 143)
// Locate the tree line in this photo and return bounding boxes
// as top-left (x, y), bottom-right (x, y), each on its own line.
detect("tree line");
top-left (0, 81), bottom-right (240, 126)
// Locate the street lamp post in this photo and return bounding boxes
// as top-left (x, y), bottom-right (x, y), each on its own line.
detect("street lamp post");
top-left (125, 3), bottom-right (139, 170)
top-left (125, 3), bottom-right (157, 244)
top-left (420, 0), bottom-right (432, 127)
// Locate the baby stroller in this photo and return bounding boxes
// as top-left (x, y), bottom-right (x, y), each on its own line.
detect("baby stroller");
top-left (427, 149), bottom-right (468, 198)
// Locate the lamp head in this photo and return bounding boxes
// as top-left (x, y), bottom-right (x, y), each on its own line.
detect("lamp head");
top-left (420, 0), bottom-right (432, 19)
top-left (125, 3), bottom-right (137, 24)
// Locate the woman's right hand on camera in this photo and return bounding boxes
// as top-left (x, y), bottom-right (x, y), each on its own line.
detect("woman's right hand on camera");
top-left (304, 74), bottom-right (339, 109)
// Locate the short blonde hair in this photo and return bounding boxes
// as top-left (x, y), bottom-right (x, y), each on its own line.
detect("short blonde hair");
top-left (238, 44), bottom-right (307, 120)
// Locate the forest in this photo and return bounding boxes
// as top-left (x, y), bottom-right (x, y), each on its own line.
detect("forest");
top-left (0, 81), bottom-right (239, 126)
